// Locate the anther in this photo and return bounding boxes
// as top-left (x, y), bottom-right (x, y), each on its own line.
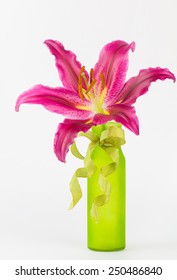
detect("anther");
top-left (78, 66), bottom-right (86, 100)
top-left (100, 72), bottom-right (105, 90)
top-left (78, 84), bottom-right (84, 100)
top-left (80, 65), bottom-right (85, 75)
top-left (90, 68), bottom-right (94, 84)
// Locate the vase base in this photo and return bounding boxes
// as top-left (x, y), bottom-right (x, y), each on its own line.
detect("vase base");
top-left (88, 245), bottom-right (125, 252)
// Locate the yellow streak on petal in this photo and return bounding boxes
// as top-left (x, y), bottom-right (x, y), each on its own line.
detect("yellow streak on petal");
top-left (85, 119), bottom-right (93, 124)
top-left (104, 110), bottom-right (109, 115)
top-left (116, 99), bottom-right (123, 104)
top-left (75, 105), bottom-right (91, 111)
top-left (100, 87), bottom-right (107, 105)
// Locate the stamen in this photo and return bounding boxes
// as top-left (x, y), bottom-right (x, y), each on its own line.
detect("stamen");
top-left (99, 72), bottom-right (107, 105)
top-left (80, 65), bottom-right (85, 75)
top-left (78, 66), bottom-right (86, 100)
top-left (78, 84), bottom-right (84, 100)
top-left (80, 66), bottom-right (88, 87)
top-left (81, 72), bottom-right (89, 88)
top-left (100, 72), bottom-right (105, 90)
top-left (90, 68), bottom-right (94, 84)
top-left (85, 79), bottom-right (97, 95)
top-left (83, 91), bottom-right (91, 101)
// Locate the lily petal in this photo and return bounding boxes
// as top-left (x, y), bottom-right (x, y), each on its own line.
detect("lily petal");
top-left (117, 67), bottom-right (176, 105)
top-left (94, 40), bottom-right (135, 106)
top-left (54, 119), bottom-right (92, 162)
top-left (15, 84), bottom-right (93, 119)
top-left (93, 104), bottom-right (139, 135)
top-left (44, 40), bottom-right (89, 92)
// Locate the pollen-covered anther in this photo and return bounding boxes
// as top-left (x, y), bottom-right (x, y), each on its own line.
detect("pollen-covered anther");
top-left (90, 68), bottom-right (94, 84)
top-left (80, 65), bottom-right (85, 75)
top-left (78, 84), bottom-right (84, 100)
top-left (78, 66), bottom-right (86, 100)
top-left (100, 72), bottom-right (105, 90)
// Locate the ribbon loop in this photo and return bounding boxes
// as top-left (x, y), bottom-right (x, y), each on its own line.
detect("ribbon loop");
top-left (71, 142), bottom-right (84, 160)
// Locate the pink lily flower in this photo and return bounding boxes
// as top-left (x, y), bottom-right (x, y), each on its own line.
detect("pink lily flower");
top-left (16, 40), bottom-right (175, 162)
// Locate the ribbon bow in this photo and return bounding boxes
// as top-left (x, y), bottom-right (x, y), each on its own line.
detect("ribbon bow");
top-left (69, 122), bottom-right (125, 222)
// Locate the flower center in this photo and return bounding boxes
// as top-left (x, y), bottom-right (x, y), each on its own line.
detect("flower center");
top-left (78, 66), bottom-right (108, 114)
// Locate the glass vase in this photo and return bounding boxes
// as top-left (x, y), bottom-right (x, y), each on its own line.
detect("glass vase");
top-left (87, 126), bottom-right (126, 251)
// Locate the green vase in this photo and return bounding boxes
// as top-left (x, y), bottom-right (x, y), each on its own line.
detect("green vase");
top-left (87, 126), bottom-right (126, 251)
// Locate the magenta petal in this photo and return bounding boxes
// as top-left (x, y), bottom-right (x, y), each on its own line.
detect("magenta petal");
top-left (93, 104), bottom-right (139, 135)
top-left (54, 119), bottom-right (92, 162)
top-left (44, 40), bottom-right (89, 92)
top-left (15, 84), bottom-right (93, 119)
top-left (117, 67), bottom-right (176, 105)
top-left (94, 40), bottom-right (135, 106)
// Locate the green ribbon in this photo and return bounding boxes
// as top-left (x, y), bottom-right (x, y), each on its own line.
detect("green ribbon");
top-left (69, 122), bottom-right (126, 222)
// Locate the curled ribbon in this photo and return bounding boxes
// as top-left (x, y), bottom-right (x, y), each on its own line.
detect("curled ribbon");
top-left (69, 122), bottom-right (126, 222)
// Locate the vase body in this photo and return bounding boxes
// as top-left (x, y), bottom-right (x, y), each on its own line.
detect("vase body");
top-left (87, 144), bottom-right (126, 251)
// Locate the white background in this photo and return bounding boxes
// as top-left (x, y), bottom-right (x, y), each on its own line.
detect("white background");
top-left (0, 0), bottom-right (177, 260)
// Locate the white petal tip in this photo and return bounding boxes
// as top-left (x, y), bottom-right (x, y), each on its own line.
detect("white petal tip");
top-left (130, 41), bottom-right (136, 52)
